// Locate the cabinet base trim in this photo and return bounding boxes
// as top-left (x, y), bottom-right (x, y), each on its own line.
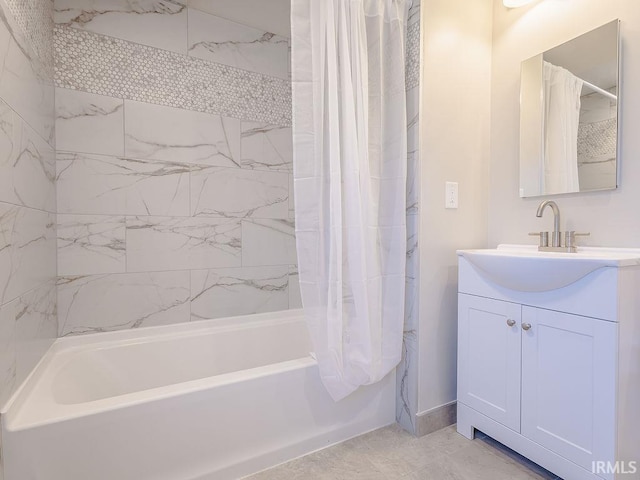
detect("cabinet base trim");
top-left (457, 403), bottom-right (606, 480)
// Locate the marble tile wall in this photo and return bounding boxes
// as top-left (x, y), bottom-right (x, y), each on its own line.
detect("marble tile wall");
top-left (54, 0), bottom-right (188, 53)
top-left (187, 9), bottom-right (289, 80)
top-left (54, 1), bottom-right (292, 126)
top-left (397, 0), bottom-right (421, 435)
top-left (0, 0), bottom-right (422, 466)
top-left (0, 0), bottom-right (56, 408)
top-left (53, 2), bottom-right (298, 336)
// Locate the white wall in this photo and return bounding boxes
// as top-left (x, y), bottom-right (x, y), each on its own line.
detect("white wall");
top-left (417, 0), bottom-right (640, 421)
top-left (418, 0), bottom-right (493, 414)
top-left (489, 0), bottom-right (640, 247)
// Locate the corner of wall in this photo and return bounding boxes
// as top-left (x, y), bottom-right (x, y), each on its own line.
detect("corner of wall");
top-left (417, 0), bottom-right (493, 416)
top-left (0, 0), bottom-right (56, 410)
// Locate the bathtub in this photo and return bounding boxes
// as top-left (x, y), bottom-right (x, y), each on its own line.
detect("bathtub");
top-left (1, 309), bottom-right (395, 480)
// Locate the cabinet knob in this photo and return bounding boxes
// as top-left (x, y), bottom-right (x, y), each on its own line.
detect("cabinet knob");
top-left (506, 319), bottom-right (516, 327)
top-left (522, 323), bottom-right (532, 331)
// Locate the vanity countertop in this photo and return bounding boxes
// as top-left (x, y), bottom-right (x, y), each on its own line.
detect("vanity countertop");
top-left (456, 244), bottom-right (640, 292)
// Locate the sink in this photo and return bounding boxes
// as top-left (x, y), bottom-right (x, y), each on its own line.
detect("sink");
top-left (458, 244), bottom-right (640, 292)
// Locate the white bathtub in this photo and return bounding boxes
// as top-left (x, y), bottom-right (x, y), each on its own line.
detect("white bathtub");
top-left (1, 309), bottom-right (395, 480)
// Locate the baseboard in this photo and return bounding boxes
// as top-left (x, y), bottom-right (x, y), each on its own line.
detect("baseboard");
top-left (415, 401), bottom-right (457, 437)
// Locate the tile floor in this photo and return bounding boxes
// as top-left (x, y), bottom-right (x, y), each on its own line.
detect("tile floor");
top-left (244, 424), bottom-right (560, 479)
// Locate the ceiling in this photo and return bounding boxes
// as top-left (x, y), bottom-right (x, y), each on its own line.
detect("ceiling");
top-left (188, 0), bottom-right (292, 38)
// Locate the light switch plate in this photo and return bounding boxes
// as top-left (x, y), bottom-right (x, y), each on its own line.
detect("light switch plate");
top-left (445, 181), bottom-right (458, 209)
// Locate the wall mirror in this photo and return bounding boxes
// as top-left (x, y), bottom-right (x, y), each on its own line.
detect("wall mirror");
top-left (519, 20), bottom-right (620, 198)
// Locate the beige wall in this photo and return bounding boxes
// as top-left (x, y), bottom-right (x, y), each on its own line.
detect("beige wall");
top-left (416, 0), bottom-right (640, 419)
top-left (489, 0), bottom-right (640, 247)
top-left (418, 0), bottom-right (493, 413)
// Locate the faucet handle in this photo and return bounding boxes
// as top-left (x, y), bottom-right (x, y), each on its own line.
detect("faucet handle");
top-left (529, 231), bottom-right (549, 247)
top-left (565, 231), bottom-right (590, 248)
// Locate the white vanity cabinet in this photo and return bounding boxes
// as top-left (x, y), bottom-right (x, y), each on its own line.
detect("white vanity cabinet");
top-left (520, 306), bottom-right (617, 471)
top-left (457, 246), bottom-right (640, 480)
top-left (459, 295), bottom-right (616, 473)
top-left (458, 295), bottom-right (522, 432)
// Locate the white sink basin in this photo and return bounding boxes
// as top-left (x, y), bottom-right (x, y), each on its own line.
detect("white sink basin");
top-left (458, 244), bottom-right (640, 292)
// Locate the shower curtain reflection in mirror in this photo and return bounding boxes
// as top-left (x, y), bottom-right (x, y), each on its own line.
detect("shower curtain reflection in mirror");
top-left (542, 61), bottom-right (583, 195)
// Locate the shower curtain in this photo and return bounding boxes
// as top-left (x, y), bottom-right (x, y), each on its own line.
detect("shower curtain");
top-left (542, 61), bottom-right (583, 194)
top-left (291, 0), bottom-right (409, 401)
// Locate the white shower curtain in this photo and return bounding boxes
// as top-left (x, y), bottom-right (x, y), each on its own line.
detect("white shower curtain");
top-left (291, 0), bottom-right (409, 401)
top-left (542, 61), bottom-right (583, 194)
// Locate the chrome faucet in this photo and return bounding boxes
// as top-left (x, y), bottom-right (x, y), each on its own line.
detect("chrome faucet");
top-left (536, 200), bottom-right (561, 247)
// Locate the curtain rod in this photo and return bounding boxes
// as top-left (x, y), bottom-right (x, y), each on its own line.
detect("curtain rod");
top-left (582, 80), bottom-right (617, 101)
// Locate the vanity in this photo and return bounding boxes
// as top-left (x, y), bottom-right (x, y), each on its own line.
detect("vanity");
top-left (456, 244), bottom-right (640, 479)
top-left (458, 16), bottom-right (638, 479)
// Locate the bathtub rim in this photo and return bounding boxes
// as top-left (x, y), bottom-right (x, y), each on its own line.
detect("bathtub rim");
top-left (55, 307), bottom-right (306, 349)
top-left (2, 308), bottom-right (311, 430)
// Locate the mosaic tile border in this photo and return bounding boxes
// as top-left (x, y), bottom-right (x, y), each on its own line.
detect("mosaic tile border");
top-left (577, 118), bottom-right (617, 159)
top-left (406, 20), bottom-right (420, 91)
top-left (54, 26), bottom-right (292, 126)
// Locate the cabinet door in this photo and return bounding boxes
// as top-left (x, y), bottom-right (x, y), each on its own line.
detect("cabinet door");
top-left (458, 294), bottom-right (522, 432)
top-left (521, 307), bottom-right (617, 473)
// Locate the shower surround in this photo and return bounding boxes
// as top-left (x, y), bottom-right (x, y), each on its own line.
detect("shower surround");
top-left (0, 0), bottom-right (57, 407)
top-left (0, 3), bottom-right (425, 466)
top-left (397, 0), bottom-right (422, 435)
top-left (52, 2), bottom-right (300, 336)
